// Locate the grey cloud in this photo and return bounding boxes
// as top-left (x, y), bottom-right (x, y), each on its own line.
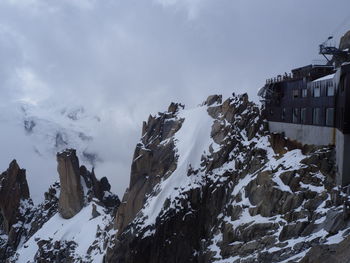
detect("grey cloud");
top-left (0, 0), bottom-right (350, 200)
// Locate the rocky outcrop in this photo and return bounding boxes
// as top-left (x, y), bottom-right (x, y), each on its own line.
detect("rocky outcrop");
top-left (0, 160), bottom-right (32, 259)
top-left (0, 160), bottom-right (30, 234)
top-left (57, 149), bottom-right (84, 219)
top-left (300, 235), bottom-right (350, 263)
top-left (115, 103), bottom-right (183, 234)
top-left (57, 149), bottom-right (119, 219)
top-left (1, 150), bottom-right (120, 262)
top-left (80, 165), bottom-right (120, 211)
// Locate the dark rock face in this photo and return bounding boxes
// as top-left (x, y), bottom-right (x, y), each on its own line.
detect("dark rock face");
top-left (57, 149), bottom-right (119, 219)
top-left (205, 94), bottom-right (222, 106)
top-left (57, 149), bottom-right (84, 219)
top-left (0, 160), bottom-right (30, 234)
top-left (0, 160), bottom-right (32, 259)
top-left (115, 104), bottom-right (183, 234)
top-left (300, 235), bottom-right (350, 263)
top-left (80, 165), bottom-right (120, 210)
top-left (109, 186), bottom-right (227, 263)
top-left (1, 181), bottom-right (60, 261)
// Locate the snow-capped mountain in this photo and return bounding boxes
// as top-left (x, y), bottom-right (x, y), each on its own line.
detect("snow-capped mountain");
top-left (2, 94), bottom-right (350, 263)
top-left (0, 100), bottom-right (128, 203)
top-left (20, 103), bottom-right (99, 160)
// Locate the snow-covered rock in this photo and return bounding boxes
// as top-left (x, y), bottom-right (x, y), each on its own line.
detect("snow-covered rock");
top-left (106, 94), bottom-right (350, 263)
top-left (0, 150), bottom-right (120, 262)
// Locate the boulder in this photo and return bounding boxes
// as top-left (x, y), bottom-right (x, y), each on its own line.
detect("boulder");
top-left (205, 95), bottom-right (222, 106)
top-left (279, 222), bottom-right (309, 241)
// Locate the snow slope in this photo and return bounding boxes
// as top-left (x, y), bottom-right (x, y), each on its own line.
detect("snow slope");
top-left (15, 202), bottom-right (115, 263)
top-left (136, 105), bottom-right (218, 227)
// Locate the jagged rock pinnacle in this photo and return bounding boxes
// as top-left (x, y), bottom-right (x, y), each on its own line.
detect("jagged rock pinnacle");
top-left (57, 149), bottom-right (84, 219)
top-left (0, 160), bottom-right (30, 234)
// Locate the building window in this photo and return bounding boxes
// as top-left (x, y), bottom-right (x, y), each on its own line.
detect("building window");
top-left (340, 77), bottom-right (345, 93)
top-left (301, 89), bottom-right (307, 98)
top-left (293, 108), bottom-right (299, 123)
top-left (301, 108), bottom-right (307, 124)
top-left (326, 108), bottom-right (334, 126)
top-left (281, 108), bottom-right (286, 121)
top-left (292, 89), bottom-right (299, 98)
top-left (314, 84), bottom-right (321, 97)
top-left (327, 81), bottom-right (335, 96)
top-left (313, 108), bottom-right (321, 125)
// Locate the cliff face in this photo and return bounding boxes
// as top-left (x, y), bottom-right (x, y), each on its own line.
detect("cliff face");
top-left (0, 160), bottom-right (30, 234)
top-left (115, 102), bottom-right (183, 234)
top-left (106, 94), bottom-right (350, 263)
top-left (57, 149), bottom-right (84, 219)
top-left (0, 160), bottom-right (31, 259)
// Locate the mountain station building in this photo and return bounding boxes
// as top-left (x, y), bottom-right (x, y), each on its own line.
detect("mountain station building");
top-left (258, 31), bottom-right (350, 186)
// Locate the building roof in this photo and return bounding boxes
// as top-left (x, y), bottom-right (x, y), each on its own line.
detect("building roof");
top-left (312, 73), bottom-right (335, 82)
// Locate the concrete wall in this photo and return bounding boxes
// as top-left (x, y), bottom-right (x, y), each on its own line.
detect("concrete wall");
top-left (336, 130), bottom-right (350, 186)
top-left (268, 121), bottom-right (350, 187)
top-left (268, 121), bottom-right (335, 146)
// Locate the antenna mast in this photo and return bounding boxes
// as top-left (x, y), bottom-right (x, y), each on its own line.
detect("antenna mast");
top-left (319, 35), bottom-right (350, 67)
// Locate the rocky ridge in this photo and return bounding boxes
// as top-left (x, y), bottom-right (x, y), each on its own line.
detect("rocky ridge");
top-left (0, 160), bottom-right (31, 259)
top-left (0, 150), bottom-right (120, 262)
top-left (106, 94), bottom-right (350, 263)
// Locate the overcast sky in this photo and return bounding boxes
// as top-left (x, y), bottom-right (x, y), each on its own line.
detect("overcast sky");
top-left (1, 0), bottom-right (350, 200)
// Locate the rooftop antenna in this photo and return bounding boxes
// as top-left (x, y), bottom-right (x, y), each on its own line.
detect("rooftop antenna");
top-left (319, 14), bottom-right (350, 67)
top-left (319, 35), bottom-right (349, 66)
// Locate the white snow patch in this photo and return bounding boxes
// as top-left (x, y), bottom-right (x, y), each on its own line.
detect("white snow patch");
top-left (15, 203), bottom-right (110, 263)
top-left (139, 105), bottom-right (215, 227)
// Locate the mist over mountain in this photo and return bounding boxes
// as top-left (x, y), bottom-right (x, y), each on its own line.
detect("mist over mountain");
top-left (0, 99), bottom-right (134, 203)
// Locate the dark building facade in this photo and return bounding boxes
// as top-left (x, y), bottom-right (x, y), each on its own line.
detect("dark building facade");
top-left (261, 65), bottom-right (336, 128)
top-left (259, 63), bottom-right (350, 185)
top-left (336, 64), bottom-right (350, 134)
